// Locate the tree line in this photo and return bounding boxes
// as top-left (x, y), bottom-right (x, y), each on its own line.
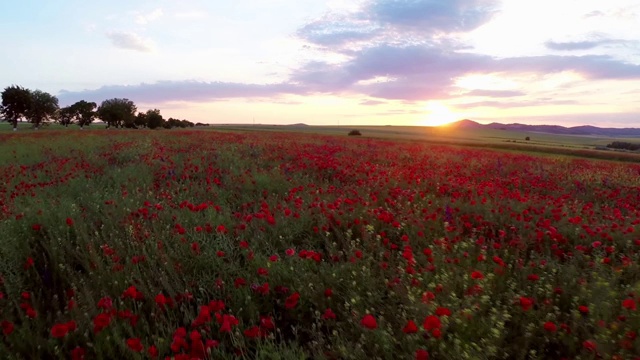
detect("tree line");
top-left (606, 141), bottom-right (640, 151)
top-left (0, 85), bottom-right (198, 130)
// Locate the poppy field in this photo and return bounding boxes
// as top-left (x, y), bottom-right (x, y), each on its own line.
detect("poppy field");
top-left (1, 129), bottom-right (640, 359)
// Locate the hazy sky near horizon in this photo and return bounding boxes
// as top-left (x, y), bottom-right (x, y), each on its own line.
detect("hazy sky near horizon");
top-left (1, 0), bottom-right (639, 127)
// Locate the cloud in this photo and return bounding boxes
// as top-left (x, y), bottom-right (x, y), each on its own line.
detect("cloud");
top-left (463, 89), bottom-right (525, 97)
top-left (360, 100), bottom-right (387, 105)
top-left (583, 10), bottom-right (605, 18)
top-left (545, 38), bottom-right (638, 51)
top-left (136, 8), bottom-right (163, 25)
top-left (58, 81), bottom-right (303, 105)
top-left (106, 31), bottom-right (154, 52)
top-left (456, 99), bottom-right (579, 109)
top-left (290, 42), bottom-right (640, 101)
top-left (368, 0), bottom-right (499, 33)
top-left (297, 16), bottom-right (380, 46)
top-left (297, 0), bottom-right (499, 48)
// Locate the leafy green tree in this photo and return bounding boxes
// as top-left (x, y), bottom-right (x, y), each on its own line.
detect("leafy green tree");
top-left (71, 100), bottom-right (97, 129)
top-left (97, 98), bottom-right (136, 129)
top-left (1, 85), bottom-right (32, 130)
top-left (134, 112), bottom-right (148, 128)
top-left (26, 90), bottom-right (59, 129)
top-left (56, 106), bottom-right (75, 127)
top-left (145, 109), bottom-right (164, 129)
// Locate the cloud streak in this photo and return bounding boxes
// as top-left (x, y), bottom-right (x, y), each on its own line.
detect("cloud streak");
top-left (136, 8), bottom-right (163, 25)
top-left (58, 81), bottom-right (303, 105)
top-left (106, 31), bottom-right (154, 52)
top-left (545, 38), bottom-right (638, 51)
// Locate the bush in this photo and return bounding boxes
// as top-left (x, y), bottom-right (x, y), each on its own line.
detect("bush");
top-left (348, 129), bottom-right (362, 136)
top-left (525, 136), bottom-right (530, 141)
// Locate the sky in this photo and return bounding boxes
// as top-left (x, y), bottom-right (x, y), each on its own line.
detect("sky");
top-left (1, 0), bottom-right (639, 127)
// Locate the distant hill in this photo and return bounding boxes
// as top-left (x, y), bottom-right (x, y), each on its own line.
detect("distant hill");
top-left (445, 120), bottom-right (640, 137)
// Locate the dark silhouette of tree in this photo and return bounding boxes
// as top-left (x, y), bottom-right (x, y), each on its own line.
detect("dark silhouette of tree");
top-left (26, 90), bottom-right (59, 129)
top-left (134, 112), bottom-right (148, 128)
top-left (607, 141), bottom-right (640, 151)
top-left (348, 129), bottom-right (362, 136)
top-left (1, 85), bottom-right (32, 130)
top-left (56, 106), bottom-right (75, 127)
top-left (97, 98), bottom-right (137, 128)
top-left (72, 100), bottom-right (97, 129)
top-left (145, 109), bottom-right (164, 129)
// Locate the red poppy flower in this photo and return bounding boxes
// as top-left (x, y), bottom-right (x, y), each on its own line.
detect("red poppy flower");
top-left (423, 315), bottom-right (441, 331)
top-left (1, 320), bottom-right (14, 336)
top-left (126, 338), bottom-right (144, 352)
top-left (435, 307), bottom-right (451, 317)
top-left (543, 321), bottom-right (557, 332)
top-left (582, 340), bottom-right (597, 352)
top-left (71, 347), bottom-right (86, 360)
top-left (622, 298), bottom-right (637, 311)
top-left (285, 292), bottom-right (300, 309)
top-left (322, 308), bottom-right (336, 320)
top-left (403, 320), bottom-right (418, 334)
top-left (519, 297), bottom-right (533, 311)
top-left (361, 314), bottom-right (377, 329)
top-left (416, 349), bottom-right (429, 360)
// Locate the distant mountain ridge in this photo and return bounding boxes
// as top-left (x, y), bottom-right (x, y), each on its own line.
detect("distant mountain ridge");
top-left (447, 119), bottom-right (640, 137)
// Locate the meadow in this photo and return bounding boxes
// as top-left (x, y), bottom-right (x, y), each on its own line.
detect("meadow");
top-left (1, 128), bottom-right (640, 359)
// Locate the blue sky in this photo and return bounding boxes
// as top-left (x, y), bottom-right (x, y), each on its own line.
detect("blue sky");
top-left (1, 0), bottom-right (639, 127)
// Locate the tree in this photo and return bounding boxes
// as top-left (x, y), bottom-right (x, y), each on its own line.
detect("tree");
top-left (1, 85), bottom-right (32, 130)
top-left (71, 100), bottom-right (97, 129)
top-left (134, 112), bottom-right (148, 128)
top-left (145, 109), bottom-right (164, 129)
top-left (26, 90), bottom-right (59, 129)
top-left (97, 98), bottom-right (136, 128)
top-left (56, 106), bottom-right (75, 127)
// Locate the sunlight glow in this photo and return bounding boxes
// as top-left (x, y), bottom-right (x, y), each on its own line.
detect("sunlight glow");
top-left (421, 101), bottom-right (460, 126)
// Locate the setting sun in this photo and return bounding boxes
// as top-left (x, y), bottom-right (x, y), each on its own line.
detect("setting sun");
top-left (421, 101), bottom-right (459, 127)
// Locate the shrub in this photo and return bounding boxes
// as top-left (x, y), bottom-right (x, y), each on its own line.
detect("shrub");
top-left (348, 129), bottom-right (362, 136)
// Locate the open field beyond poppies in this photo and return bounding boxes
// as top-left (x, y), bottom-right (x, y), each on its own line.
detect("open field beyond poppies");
top-left (1, 129), bottom-right (640, 359)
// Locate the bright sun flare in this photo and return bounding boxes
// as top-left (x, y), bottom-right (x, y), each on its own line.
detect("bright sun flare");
top-left (421, 101), bottom-right (459, 127)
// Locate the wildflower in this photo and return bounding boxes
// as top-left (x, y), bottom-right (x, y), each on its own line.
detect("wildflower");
top-left (415, 349), bottom-right (429, 360)
top-left (543, 321), bottom-right (557, 332)
top-left (71, 347), bottom-right (86, 360)
top-left (285, 292), bottom-right (300, 309)
top-left (583, 340), bottom-right (597, 352)
top-left (361, 314), bottom-right (377, 329)
top-left (622, 298), bottom-right (637, 311)
top-left (51, 321), bottom-right (76, 338)
top-left (403, 320), bottom-right (418, 334)
top-left (322, 308), bottom-right (336, 320)
top-left (519, 297), bottom-right (534, 311)
top-left (93, 313), bottom-right (111, 333)
top-left (126, 338), bottom-right (144, 352)
top-left (423, 315), bottom-right (441, 331)
top-left (1, 320), bottom-right (14, 336)
top-left (244, 326), bottom-right (262, 338)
